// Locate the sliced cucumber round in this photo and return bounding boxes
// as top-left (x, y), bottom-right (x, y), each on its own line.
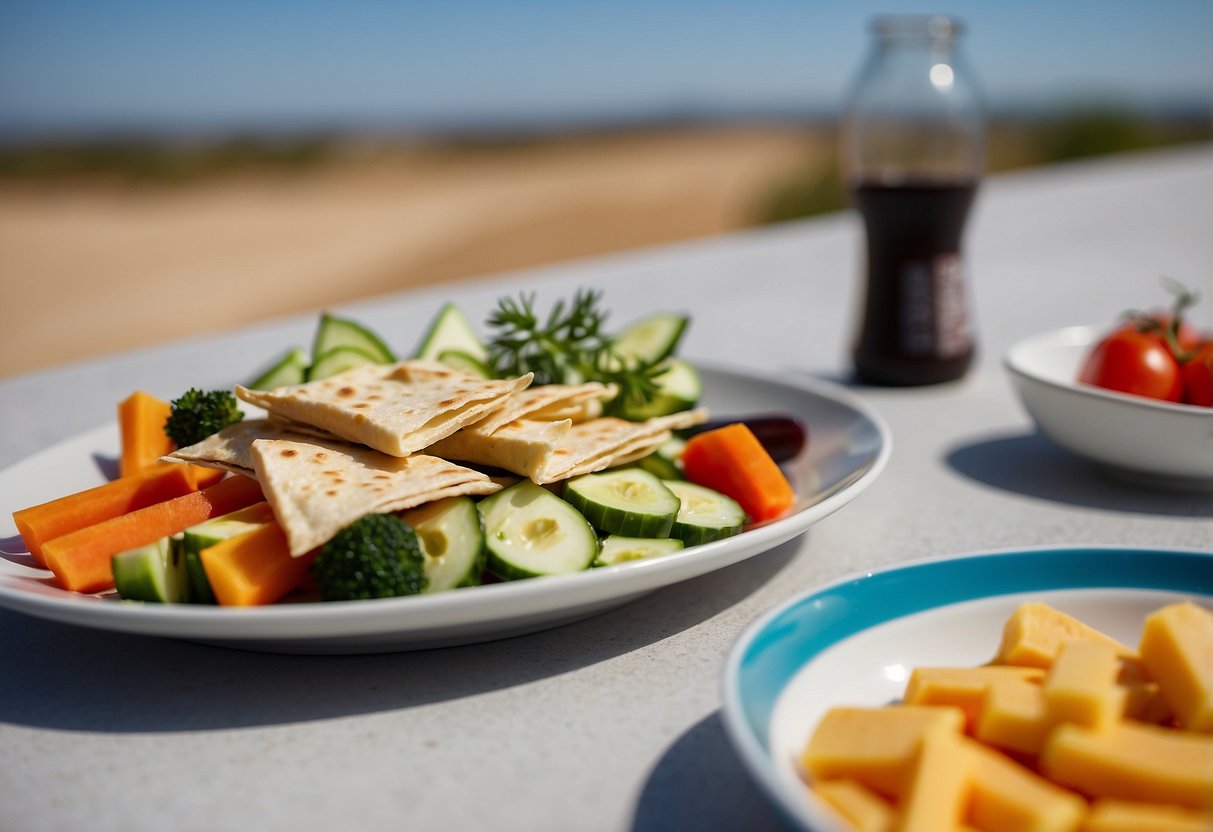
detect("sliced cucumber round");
top-left (477, 481), bottom-right (598, 580)
top-left (437, 348), bottom-right (493, 379)
top-left (612, 312), bottom-right (689, 364)
top-left (663, 480), bottom-right (746, 546)
top-left (112, 537), bottom-right (190, 603)
top-left (615, 358), bottom-right (702, 421)
top-left (312, 312), bottom-right (396, 364)
top-left (564, 468), bottom-right (680, 538)
top-left (402, 496), bottom-right (486, 592)
top-left (247, 346), bottom-right (310, 391)
top-left (306, 345), bottom-right (382, 381)
top-left (594, 535), bottom-right (684, 567)
top-left (414, 303), bottom-right (488, 362)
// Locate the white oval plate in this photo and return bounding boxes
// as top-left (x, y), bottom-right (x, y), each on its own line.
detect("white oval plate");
top-left (721, 546), bottom-right (1213, 832)
top-left (1004, 325), bottom-right (1213, 488)
top-left (0, 364), bottom-right (889, 654)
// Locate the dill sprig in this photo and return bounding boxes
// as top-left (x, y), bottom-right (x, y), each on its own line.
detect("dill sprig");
top-left (485, 290), bottom-right (664, 410)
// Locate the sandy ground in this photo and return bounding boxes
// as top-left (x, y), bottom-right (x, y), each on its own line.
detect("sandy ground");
top-left (0, 125), bottom-right (827, 378)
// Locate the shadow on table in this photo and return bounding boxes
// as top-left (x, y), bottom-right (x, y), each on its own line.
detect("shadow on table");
top-left (945, 430), bottom-right (1213, 517)
top-left (632, 710), bottom-right (784, 832)
top-left (0, 538), bottom-right (800, 733)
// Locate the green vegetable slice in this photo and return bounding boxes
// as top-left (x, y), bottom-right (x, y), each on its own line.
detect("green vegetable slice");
top-left (611, 312), bottom-right (689, 364)
top-left (247, 347), bottom-right (310, 391)
top-left (112, 537), bottom-right (189, 603)
top-left (663, 480), bottom-right (746, 546)
top-left (437, 348), bottom-right (493, 379)
top-left (594, 535), bottom-right (684, 567)
top-left (563, 468), bottom-right (680, 538)
top-left (415, 303), bottom-right (488, 362)
top-left (402, 496), bottom-right (486, 592)
top-left (312, 312), bottom-right (396, 364)
top-left (614, 358), bottom-right (701, 420)
top-left (306, 345), bottom-right (381, 381)
top-left (478, 481), bottom-right (598, 580)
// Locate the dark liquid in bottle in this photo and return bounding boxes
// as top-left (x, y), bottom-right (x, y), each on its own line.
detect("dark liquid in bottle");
top-left (851, 179), bottom-right (978, 386)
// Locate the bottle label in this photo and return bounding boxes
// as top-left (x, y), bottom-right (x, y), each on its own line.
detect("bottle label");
top-left (899, 254), bottom-right (970, 358)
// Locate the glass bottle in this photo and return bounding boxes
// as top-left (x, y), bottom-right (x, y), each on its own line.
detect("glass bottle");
top-left (842, 15), bottom-right (984, 386)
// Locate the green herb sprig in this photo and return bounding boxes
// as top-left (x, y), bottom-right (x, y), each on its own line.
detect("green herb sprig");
top-left (485, 290), bottom-right (663, 412)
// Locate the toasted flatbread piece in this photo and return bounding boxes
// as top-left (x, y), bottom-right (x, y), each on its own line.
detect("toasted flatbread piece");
top-left (472, 382), bottom-right (613, 435)
top-left (235, 361), bottom-right (532, 457)
top-left (248, 438), bottom-right (500, 556)
top-left (428, 407), bottom-right (708, 484)
top-left (428, 418), bottom-right (573, 481)
top-left (535, 408), bottom-right (708, 483)
top-left (163, 419), bottom-right (314, 478)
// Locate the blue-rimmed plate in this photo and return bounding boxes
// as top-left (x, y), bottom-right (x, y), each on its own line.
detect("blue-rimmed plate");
top-left (721, 546), bottom-right (1213, 832)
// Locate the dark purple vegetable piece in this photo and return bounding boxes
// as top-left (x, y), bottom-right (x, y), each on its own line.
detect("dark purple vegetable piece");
top-left (684, 414), bottom-right (807, 463)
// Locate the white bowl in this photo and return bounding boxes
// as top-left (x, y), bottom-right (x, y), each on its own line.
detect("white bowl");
top-left (1004, 325), bottom-right (1213, 488)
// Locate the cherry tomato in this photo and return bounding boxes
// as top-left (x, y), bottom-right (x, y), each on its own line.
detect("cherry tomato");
top-left (1181, 341), bottom-right (1213, 407)
top-left (1078, 328), bottom-right (1183, 402)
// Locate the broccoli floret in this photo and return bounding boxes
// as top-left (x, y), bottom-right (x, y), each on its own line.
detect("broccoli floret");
top-left (164, 388), bottom-right (244, 447)
top-left (311, 514), bottom-right (428, 601)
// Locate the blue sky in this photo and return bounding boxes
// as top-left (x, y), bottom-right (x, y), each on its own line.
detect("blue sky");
top-left (0, 0), bottom-right (1209, 136)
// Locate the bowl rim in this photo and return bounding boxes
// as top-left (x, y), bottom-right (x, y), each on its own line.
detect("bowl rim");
top-left (1003, 324), bottom-right (1213, 419)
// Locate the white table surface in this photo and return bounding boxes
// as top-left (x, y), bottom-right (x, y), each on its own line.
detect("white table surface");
top-left (1, 145), bottom-right (1211, 832)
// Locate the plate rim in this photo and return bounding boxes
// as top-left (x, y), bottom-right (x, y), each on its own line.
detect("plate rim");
top-left (0, 361), bottom-right (892, 647)
top-left (720, 543), bottom-right (1213, 832)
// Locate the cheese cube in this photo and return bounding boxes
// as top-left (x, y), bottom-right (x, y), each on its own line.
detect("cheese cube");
top-left (812, 779), bottom-right (896, 832)
top-left (996, 602), bottom-right (1139, 670)
top-left (975, 676), bottom-right (1052, 755)
top-left (899, 731), bottom-right (973, 832)
top-left (1139, 601), bottom-right (1213, 733)
top-left (1044, 641), bottom-right (1127, 731)
top-left (966, 737), bottom-right (1088, 832)
top-left (1042, 721), bottom-right (1213, 810)
top-left (905, 666), bottom-right (1045, 729)
top-left (801, 705), bottom-right (965, 799)
top-left (1082, 799), bottom-right (1213, 832)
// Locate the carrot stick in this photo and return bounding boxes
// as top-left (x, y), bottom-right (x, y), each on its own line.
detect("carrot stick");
top-left (201, 521), bottom-right (317, 606)
top-left (118, 391), bottom-right (175, 478)
top-left (13, 463), bottom-right (198, 567)
top-left (681, 422), bottom-right (796, 523)
top-left (41, 474), bottom-right (265, 593)
top-left (116, 390), bottom-right (226, 488)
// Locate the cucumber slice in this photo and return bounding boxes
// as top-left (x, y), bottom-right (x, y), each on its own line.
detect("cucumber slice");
top-left (616, 358), bottom-right (702, 421)
top-left (478, 481), bottom-right (598, 580)
top-left (611, 312), bottom-right (689, 364)
top-left (247, 346), bottom-right (310, 390)
top-left (305, 345), bottom-right (381, 381)
top-left (180, 503), bottom-right (276, 604)
top-left (437, 348), bottom-right (493, 379)
top-left (401, 496), bottom-right (485, 592)
top-left (312, 312), bottom-right (396, 364)
top-left (634, 436), bottom-right (687, 481)
top-left (112, 537), bottom-right (190, 603)
top-left (564, 468), bottom-right (680, 538)
top-left (414, 303), bottom-right (488, 362)
top-left (594, 535), bottom-right (684, 567)
top-left (663, 480), bottom-right (746, 546)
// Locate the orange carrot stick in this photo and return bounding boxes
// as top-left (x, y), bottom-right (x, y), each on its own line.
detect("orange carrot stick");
top-left (41, 474), bottom-right (264, 594)
top-left (118, 391), bottom-right (175, 478)
top-left (201, 521), bottom-right (317, 607)
top-left (13, 463), bottom-right (198, 567)
top-left (681, 422), bottom-right (796, 523)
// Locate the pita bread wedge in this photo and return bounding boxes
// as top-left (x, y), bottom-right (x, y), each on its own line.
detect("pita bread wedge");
top-left (534, 408), bottom-right (708, 483)
top-left (235, 360), bottom-right (533, 457)
top-left (428, 407), bottom-right (708, 484)
top-left (427, 418), bottom-right (572, 481)
top-left (248, 438), bottom-right (500, 556)
top-left (163, 419), bottom-right (316, 478)
top-left (470, 381), bottom-right (613, 435)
